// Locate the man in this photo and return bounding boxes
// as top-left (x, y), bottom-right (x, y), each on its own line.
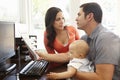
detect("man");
top-left (75, 2), bottom-right (120, 80)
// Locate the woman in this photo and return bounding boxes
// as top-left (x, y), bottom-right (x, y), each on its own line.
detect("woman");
top-left (38, 7), bottom-right (80, 69)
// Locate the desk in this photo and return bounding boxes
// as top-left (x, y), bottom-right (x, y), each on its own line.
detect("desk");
top-left (0, 53), bottom-right (67, 80)
top-left (0, 38), bottom-right (67, 80)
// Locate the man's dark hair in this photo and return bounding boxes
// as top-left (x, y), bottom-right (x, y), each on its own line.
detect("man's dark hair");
top-left (80, 2), bottom-right (103, 23)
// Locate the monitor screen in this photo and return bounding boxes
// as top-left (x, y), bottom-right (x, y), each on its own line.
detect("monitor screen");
top-left (0, 21), bottom-right (16, 72)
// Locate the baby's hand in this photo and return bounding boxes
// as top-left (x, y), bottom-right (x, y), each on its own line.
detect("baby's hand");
top-left (47, 72), bottom-right (59, 79)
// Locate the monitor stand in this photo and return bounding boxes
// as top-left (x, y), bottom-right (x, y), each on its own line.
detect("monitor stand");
top-left (0, 62), bottom-right (16, 72)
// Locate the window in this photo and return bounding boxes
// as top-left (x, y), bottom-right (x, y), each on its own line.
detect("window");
top-left (80, 0), bottom-right (120, 36)
top-left (0, 0), bottom-right (19, 22)
top-left (30, 0), bottom-right (70, 34)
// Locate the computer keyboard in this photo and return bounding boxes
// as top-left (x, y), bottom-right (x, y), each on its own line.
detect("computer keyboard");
top-left (19, 59), bottom-right (49, 77)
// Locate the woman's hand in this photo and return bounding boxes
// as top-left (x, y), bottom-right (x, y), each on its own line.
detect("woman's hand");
top-left (35, 50), bottom-right (45, 60)
top-left (35, 50), bottom-right (43, 56)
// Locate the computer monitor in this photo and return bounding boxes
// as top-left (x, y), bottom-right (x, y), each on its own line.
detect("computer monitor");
top-left (0, 21), bottom-right (16, 72)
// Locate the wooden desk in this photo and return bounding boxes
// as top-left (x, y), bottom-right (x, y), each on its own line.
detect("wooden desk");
top-left (0, 53), bottom-right (67, 80)
top-left (0, 38), bottom-right (67, 80)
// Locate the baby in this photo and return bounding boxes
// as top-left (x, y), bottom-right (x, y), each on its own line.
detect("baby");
top-left (47, 40), bottom-right (94, 80)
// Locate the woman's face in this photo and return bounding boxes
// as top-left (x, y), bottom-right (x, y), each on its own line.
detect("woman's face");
top-left (53, 12), bottom-right (65, 30)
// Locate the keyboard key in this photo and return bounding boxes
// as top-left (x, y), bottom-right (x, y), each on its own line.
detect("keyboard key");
top-left (19, 60), bottom-right (49, 77)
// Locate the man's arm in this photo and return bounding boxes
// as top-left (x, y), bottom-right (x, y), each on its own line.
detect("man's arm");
top-left (47, 66), bottom-right (77, 79)
top-left (75, 64), bottom-right (114, 80)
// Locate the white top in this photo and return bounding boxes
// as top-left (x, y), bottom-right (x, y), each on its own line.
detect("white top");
top-left (67, 58), bottom-right (94, 72)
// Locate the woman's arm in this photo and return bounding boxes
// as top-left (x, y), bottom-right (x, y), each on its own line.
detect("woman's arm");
top-left (36, 51), bottom-right (70, 62)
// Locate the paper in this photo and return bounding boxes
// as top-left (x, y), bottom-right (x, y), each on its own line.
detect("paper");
top-left (21, 34), bottom-right (39, 60)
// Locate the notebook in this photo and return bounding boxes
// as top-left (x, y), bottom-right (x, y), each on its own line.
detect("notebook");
top-left (21, 34), bottom-right (39, 60)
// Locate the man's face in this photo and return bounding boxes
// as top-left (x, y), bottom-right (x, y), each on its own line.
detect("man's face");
top-left (76, 8), bottom-right (88, 30)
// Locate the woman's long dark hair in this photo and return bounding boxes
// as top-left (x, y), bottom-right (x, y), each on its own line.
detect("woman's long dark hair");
top-left (45, 7), bottom-right (62, 49)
